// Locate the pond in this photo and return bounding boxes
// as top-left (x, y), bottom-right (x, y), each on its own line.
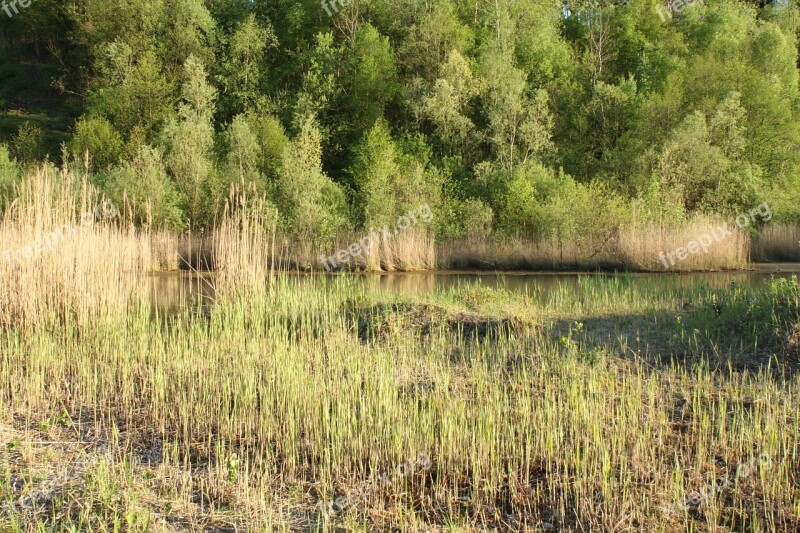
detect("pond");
top-left (149, 263), bottom-right (800, 313)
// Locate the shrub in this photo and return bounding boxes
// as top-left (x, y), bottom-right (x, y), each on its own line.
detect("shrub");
top-left (220, 114), bottom-right (262, 192)
top-left (70, 116), bottom-right (124, 171)
top-left (105, 145), bottom-right (185, 230)
top-left (274, 116), bottom-right (349, 241)
top-left (0, 143), bottom-right (20, 211)
top-left (438, 197), bottom-right (494, 241)
top-left (10, 122), bottom-right (45, 165)
top-left (244, 111), bottom-right (288, 179)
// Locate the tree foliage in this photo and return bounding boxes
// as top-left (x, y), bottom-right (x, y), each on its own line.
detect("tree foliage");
top-left (1, 0), bottom-right (799, 234)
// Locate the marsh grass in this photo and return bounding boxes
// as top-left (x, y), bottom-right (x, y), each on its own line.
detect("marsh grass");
top-left (618, 217), bottom-right (750, 271)
top-left (437, 217), bottom-right (752, 272)
top-left (0, 167), bottom-right (150, 330)
top-left (2, 265), bottom-right (799, 529)
top-left (753, 224), bottom-right (800, 262)
top-left (0, 170), bottom-right (798, 530)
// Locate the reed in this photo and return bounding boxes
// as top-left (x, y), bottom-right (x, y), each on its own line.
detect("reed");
top-left (212, 185), bottom-right (277, 301)
top-left (0, 172), bottom-right (797, 530)
top-left (1, 270), bottom-right (797, 530)
top-left (753, 223), bottom-right (800, 262)
top-left (0, 166), bottom-right (150, 330)
top-left (437, 216), bottom-right (751, 272)
top-left (617, 216), bottom-right (750, 271)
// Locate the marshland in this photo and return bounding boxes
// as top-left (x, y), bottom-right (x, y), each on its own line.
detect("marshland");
top-left (2, 0), bottom-right (800, 531)
top-left (0, 168), bottom-right (798, 532)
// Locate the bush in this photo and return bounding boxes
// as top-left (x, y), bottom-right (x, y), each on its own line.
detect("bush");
top-left (274, 116), bottom-right (349, 241)
top-left (105, 145), bottom-right (185, 230)
top-left (0, 143), bottom-right (20, 211)
top-left (70, 116), bottom-right (124, 171)
top-left (244, 111), bottom-right (288, 179)
top-left (437, 197), bottom-right (494, 241)
top-left (10, 122), bottom-right (45, 165)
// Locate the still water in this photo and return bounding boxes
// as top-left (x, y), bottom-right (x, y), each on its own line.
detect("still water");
top-left (149, 263), bottom-right (800, 311)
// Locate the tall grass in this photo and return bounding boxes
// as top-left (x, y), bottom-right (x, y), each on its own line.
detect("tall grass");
top-left (753, 223), bottom-right (800, 262)
top-left (1, 270), bottom-right (797, 530)
top-left (0, 166), bottom-right (150, 330)
top-left (0, 171), bottom-right (798, 530)
top-left (212, 185), bottom-right (277, 300)
top-left (438, 217), bottom-right (751, 271)
top-left (618, 216), bottom-right (750, 271)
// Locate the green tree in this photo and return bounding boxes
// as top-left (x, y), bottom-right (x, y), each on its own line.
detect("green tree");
top-left (349, 118), bottom-right (401, 228)
top-left (164, 55), bottom-right (219, 228)
top-left (217, 14), bottom-right (277, 117)
top-left (244, 111), bottom-right (290, 180)
top-left (274, 116), bottom-right (349, 240)
top-left (0, 144), bottom-right (20, 211)
top-left (480, 46), bottom-right (554, 178)
top-left (343, 24), bottom-right (399, 132)
top-left (89, 45), bottom-right (175, 137)
top-left (221, 114), bottom-right (263, 192)
top-left (9, 123), bottom-right (45, 165)
top-left (420, 50), bottom-right (481, 157)
top-left (105, 145), bottom-right (185, 229)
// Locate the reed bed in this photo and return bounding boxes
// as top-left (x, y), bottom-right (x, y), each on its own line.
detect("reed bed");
top-left (753, 223), bottom-right (800, 262)
top-left (437, 217), bottom-right (752, 272)
top-left (212, 186), bottom-right (277, 301)
top-left (617, 216), bottom-right (750, 271)
top-left (436, 236), bottom-right (618, 270)
top-left (0, 171), bottom-right (798, 530)
top-left (283, 228), bottom-right (437, 273)
top-left (0, 167), bottom-right (151, 330)
top-left (1, 271), bottom-right (798, 530)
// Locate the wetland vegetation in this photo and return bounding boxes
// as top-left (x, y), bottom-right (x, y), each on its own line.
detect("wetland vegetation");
top-left (0, 173), bottom-right (798, 531)
top-left (2, 0), bottom-right (800, 530)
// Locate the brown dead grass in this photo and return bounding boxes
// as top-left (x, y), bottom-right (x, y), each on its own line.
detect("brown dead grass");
top-left (753, 224), bottom-right (800, 262)
top-left (0, 167), bottom-right (151, 330)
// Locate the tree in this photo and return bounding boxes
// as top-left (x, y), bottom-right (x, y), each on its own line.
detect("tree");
top-left (104, 145), bottom-right (185, 229)
top-left (244, 111), bottom-right (290, 180)
top-left (89, 45), bottom-right (175, 137)
top-left (348, 118), bottom-right (401, 228)
top-left (480, 47), bottom-right (554, 178)
top-left (0, 144), bottom-right (20, 212)
top-left (217, 14), bottom-right (277, 117)
top-left (420, 50), bottom-right (481, 157)
top-left (164, 55), bottom-right (219, 228)
top-left (221, 114), bottom-right (262, 192)
top-left (69, 116), bottom-right (124, 172)
top-left (343, 24), bottom-right (398, 132)
top-left (274, 116), bottom-right (349, 240)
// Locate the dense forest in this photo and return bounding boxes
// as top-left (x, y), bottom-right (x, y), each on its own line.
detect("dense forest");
top-left (0, 0), bottom-right (798, 243)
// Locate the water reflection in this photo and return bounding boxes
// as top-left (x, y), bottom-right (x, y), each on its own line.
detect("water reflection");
top-left (149, 264), bottom-right (800, 312)
top-left (149, 271), bottom-right (214, 315)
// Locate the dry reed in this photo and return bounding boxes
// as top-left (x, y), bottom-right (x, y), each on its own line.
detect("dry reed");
top-left (0, 166), bottom-right (151, 330)
top-left (753, 223), bottom-right (800, 262)
top-left (438, 216), bottom-right (751, 271)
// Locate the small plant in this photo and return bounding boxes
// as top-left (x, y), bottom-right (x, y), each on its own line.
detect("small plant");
top-left (226, 453), bottom-right (240, 483)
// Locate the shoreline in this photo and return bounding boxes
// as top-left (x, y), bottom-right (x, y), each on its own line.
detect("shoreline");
top-left (147, 261), bottom-right (800, 276)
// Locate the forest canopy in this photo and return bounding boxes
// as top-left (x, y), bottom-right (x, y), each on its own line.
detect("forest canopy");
top-left (0, 0), bottom-right (798, 239)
